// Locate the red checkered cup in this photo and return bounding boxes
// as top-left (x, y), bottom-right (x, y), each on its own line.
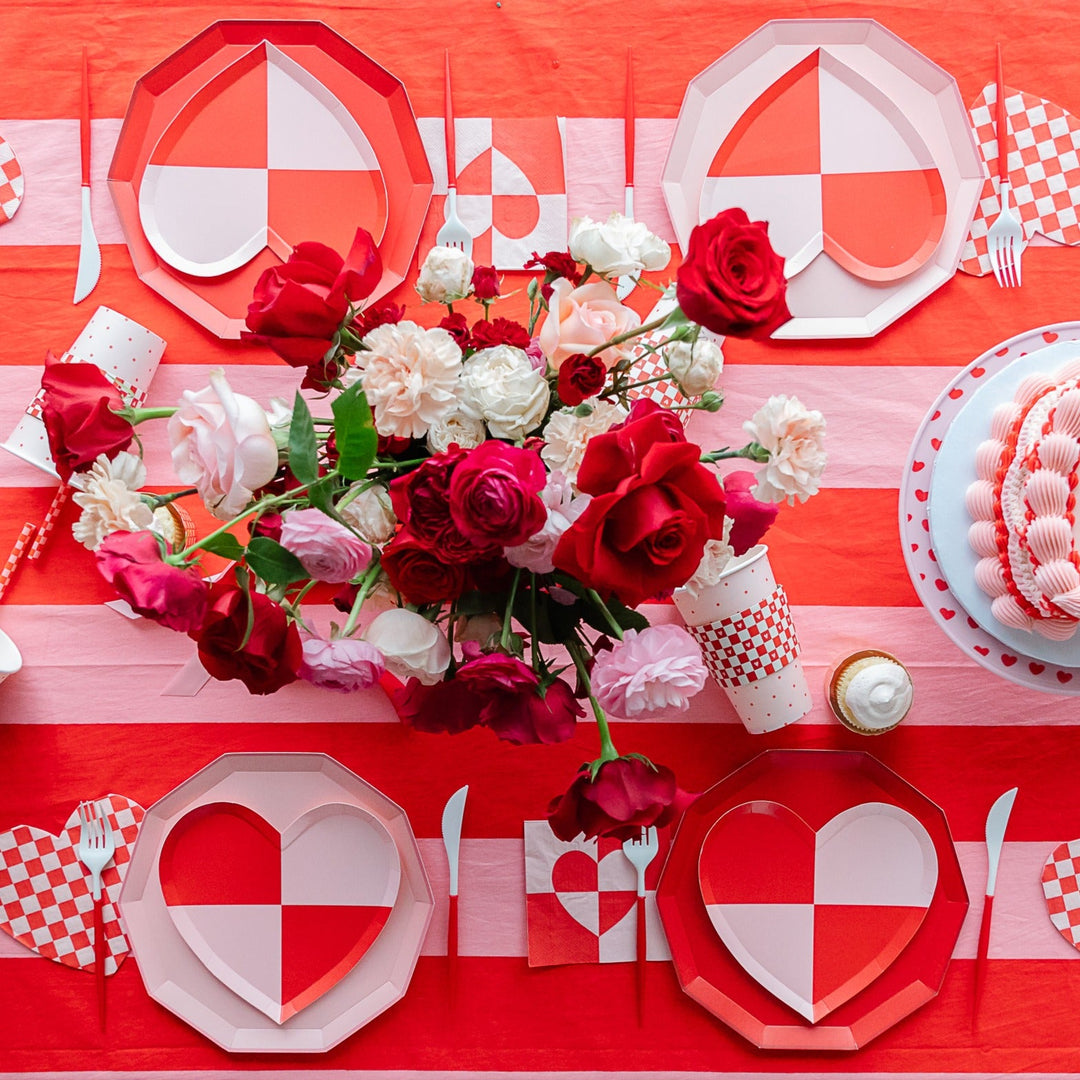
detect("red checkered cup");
top-left (2, 306), bottom-right (166, 477)
top-left (673, 544), bottom-right (812, 734)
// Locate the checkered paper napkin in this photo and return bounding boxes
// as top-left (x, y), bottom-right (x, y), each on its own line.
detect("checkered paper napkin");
top-left (0, 133), bottom-right (24, 224)
top-left (1042, 840), bottom-right (1080, 949)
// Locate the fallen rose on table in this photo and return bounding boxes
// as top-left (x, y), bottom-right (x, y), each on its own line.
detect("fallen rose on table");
top-left (39, 208), bottom-right (826, 841)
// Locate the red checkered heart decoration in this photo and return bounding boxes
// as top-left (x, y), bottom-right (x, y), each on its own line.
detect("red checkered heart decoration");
top-left (550, 848), bottom-right (637, 936)
top-left (960, 82), bottom-right (1080, 276)
top-left (688, 586), bottom-right (800, 687)
top-left (1041, 840), bottom-right (1080, 947)
top-left (0, 795), bottom-right (144, 973)
top-left (0, 134), bottom-right (24, 224)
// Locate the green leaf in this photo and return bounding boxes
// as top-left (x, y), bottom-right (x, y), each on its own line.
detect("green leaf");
top-left (197, 532), bottom-right (246, 561)
top-left (288, 391), bottom-right (319, 486)
top-left (660, 304), bottom-right (691, 330)
top-left (331, 383), bottom-right (378, 481)
top-left (245, 536), bottom-right (308, 585)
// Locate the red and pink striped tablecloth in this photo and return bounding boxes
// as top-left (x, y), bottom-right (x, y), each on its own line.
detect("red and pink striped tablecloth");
top-left (2, 0), bottom-right (1080, 1075)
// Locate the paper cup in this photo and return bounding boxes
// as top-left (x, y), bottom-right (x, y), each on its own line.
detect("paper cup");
top-left (3, 306), bottom-right (167, 477)
top-left (0, 628), bottom-right (23, 683)
top-left (673, 545), bottom-right (812, 734)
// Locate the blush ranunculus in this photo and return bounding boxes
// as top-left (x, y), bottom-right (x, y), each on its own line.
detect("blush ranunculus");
top-left (298, 633), bottom-right (385, 693)
top-left (95, 530), bottom-right (208, 633)
top-left (547, 756), bottom-right (687, 841)
top-left (40, 355), bottom-right (134, 481)
top-left (381, 531), bottom-right (468, 605)
top-left (556, 352), bottom-right (607, 406)
top-left (723, 469), bottom-right (779, 554)
top-left (242, 228), bottom-right (382, 365)
top-left (552, 411), bottom-right (727, 606)
top-left (192, 582), bottom-right (302, 695)
top-left (537, 278), bottom-right (640, 369)
top-left (448, 441), bottom-right (547, 547)
top-left (279, 507), bottom-right (373, 582)
top-left (675, 208), bottom-right (791, 339)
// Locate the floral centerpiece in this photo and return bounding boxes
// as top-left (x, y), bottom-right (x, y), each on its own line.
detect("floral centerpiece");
top-left (41, 207), bottom-right (825, 841)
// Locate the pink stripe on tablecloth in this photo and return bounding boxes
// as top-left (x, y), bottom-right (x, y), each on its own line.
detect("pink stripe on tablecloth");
top-left (0, 364), bottom-right (956, 490)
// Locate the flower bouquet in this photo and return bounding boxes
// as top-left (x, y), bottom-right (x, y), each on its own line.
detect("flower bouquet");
top-left (41, 207), bottom-right (825, 841)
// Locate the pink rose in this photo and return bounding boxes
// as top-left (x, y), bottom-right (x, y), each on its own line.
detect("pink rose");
top-left (280, 508), bottom-right (372, 582)
top-left (168, 370), bottom-right (280, 520)
top-left (299, 634), bottom-right (385, 693)
top-left (449, 441), bottom-right (547, 548)
top-left (591, 625), bottom-right (708, 718)
top-left (537, 278), bottom-right (640, 369)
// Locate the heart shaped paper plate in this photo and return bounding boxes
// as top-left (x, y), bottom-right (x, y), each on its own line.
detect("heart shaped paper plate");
top-left (120, 753), bottom-right (433, 1053)
top-left (657, 749), bottom-right (967, 1051)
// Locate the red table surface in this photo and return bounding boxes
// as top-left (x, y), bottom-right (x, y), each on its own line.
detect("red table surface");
top-left (1, 0), bottom-right (1079, 1075)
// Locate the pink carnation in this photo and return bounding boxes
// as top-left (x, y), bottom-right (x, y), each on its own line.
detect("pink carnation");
top-left (591, 625), bottom-right (707, 718)
top-left (299, 634), bottom-right (385, 693)
top-left (280, 507), bottom-right (373, 582)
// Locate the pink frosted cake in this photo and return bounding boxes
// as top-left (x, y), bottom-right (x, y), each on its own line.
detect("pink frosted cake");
top-left (967, 361), bottom-right (1080, 640)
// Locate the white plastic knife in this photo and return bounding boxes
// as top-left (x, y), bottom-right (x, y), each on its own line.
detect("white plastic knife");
top-left (616, 48), bottom-right (636, 301)
top-left (73, 47), bottom-right (101, 304)
top-left (974, 785), bottom-right (1018, 1019)
top-left (441, 784), bottom-right (468, 980)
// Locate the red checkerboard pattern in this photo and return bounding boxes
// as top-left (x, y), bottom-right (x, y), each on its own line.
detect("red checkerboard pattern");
top-left (0, 134), bottom-right (23, 224)
top-left (688, 586), bottom-right (800, 687)
top-left (1042, 840), bottom-right (1080, 947)
top-left (960, 82), bottom-right (1080, 276)
top-left (0, 796), bottom-right (144, 973)
top-left (625, 341), bottom-right (692, 420)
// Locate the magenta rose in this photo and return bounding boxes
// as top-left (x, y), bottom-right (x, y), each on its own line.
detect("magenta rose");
top-left (280, 507), bottom-right (372, 582)
top-left (449, 441), bottom-right (547, 548)
top-left (95, 530), bottom-right (208, 633)
top-left (548, 756), bottom-right (689, 841)
top-left (393, 676), bottom-right (484, 735)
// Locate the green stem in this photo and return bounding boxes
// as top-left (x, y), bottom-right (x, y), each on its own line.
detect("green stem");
top-left (119, 406), bottom-right (177, 424)
top-left (566, 637), bottom-right (619, 764)
top-left (700, 442), bottom-right (769, 464)
top-left (143, 488), bottom-right (198, 509)
top-left (585, 312), bottom-right (670, 359)
top-left (372, 457), bottom-right (429, 470)
top-left (529, 574), bottom-right (540, 671)
top-left (342, 559), bottom-right (383, 637)
top-left (600, 372), bottom-right (672, 400)
top-left (586, 589), bottom-right (624, 641)
top-left (500, 568), bottom-right (522, 651)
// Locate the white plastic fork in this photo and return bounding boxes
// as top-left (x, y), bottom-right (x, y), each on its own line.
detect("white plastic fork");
top-left (622, 825), bottom-right (659, 1025)
top-left (77, 799), bottom-right (115, 1028)
top-left (987, 44), bottom-right (1024, 288)
top-left (436, 50), bottom-right (472, 257)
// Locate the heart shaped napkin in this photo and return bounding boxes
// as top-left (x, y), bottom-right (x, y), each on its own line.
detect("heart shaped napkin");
top-left (159, 800), bottom-right (401, 1024)
top-left (0, 795), bottom-right (144, 973)
top-left (960, 82), bottom-right (1080, 276)
top-left (698, 800), bottom-right (938, 1023)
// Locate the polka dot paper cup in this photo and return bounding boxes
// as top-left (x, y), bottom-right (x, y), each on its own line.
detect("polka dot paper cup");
top-left (673, 545), bottom-right (812, 734)
top-left (3, 306), bottom-right (166, 477)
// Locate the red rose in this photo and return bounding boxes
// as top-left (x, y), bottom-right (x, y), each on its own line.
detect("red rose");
top-left (553, 412), bottom-right (726, 606)
top-left (469, 317), bottom-right (531, 351)
top-left (525, 250), bottom-right (581, 285)
top-left (95, 530), bottom-right (208, 633)
top-left (556, 352), bottom-right (607, 406)
top-left (192, 582), bottom-right (302, 694)
top-left (393, 677), bottom-right (484, 735)
top-left (723, 470), bottom-right (778, 555)
top-left (471, 265), bottom-right (501, 300)
top-left (439, 312), bottom-right (471, 348)
top-left (548, 757), bottom-right (686, 841)
top-left (613, 398), bottom-right (686, 443)
top-left (675, 208), bottom-right (790, 339)
top-left (381, 531), bottom-right (468, 605)
top-left (449, 441), bottom-right (547, 547)
top-left (242, 228), bottom-right (382, 366)
top-left (40, 355), bottom-right (134, 481)
top-left (457, 651), bottom-right (581, 744)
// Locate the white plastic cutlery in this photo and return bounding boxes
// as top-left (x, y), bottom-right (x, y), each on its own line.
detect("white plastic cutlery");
top-left (622, 825), bottom-right (659, 1025)
top-left (76, 798), bottom-right (115, 1029)
top-left (436, 51), bottom-right (471, 257)
top-left (441, 784), bottom-right (468, 997)
top-left (616, 47), bottom-right (636, 300)
top-left (73, 47), bottom-right (101, 304)
top-left (974, 785), bottom-right (1018, 1021)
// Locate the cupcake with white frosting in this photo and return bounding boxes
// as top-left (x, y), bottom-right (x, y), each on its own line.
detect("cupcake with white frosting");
top-left (827, 650), bottom-right (913, 735)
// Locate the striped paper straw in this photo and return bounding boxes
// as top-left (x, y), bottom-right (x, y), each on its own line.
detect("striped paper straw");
top-left (27, 484), bottom-right (72, 561)
top-left (0, 522), bottom-right (37, 601)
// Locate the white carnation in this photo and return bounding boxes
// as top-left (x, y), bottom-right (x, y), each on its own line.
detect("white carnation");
top-left (744, 394), bottom-right (827, 505)
top-left (458, 344), bottom-right (550, 441)
top-left (540, 400), bottom-right (627, 486)
top-left (70, 452), bottom-right (156, 550)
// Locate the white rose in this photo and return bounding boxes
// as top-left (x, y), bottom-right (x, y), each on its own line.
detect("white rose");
top-left (363, 608), bottom-right (451, 685)
top-left (338, 484), bottom-right (397, 545)
top-left (361, 321), bottom-right (463, 439)
top-left (416, 246), bottom-right (474, 303)
top-left (568, 212), bottom-right (671, 277)
top-left (458, 344), bottom-right (551, 441)
top-left (266, 396), bottom-right (294, 451)
top-left (168, 370), bottom-right (280, 520)
top-left (743, 394), bottom-right (827, 505)
top-left (664, 338), bottom-right (724, 396)
top-left (426, 408), bottom-right (487, 454)
top-left (70, 451), bottom-right (156, 550)
top-left (540, 400), bottom-right (627, 486)
top-left (504, 471), bottom-right (591, 574)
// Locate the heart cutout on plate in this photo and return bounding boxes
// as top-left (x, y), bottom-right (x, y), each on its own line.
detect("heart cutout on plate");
top-left (550, 848), bottom-right (636, 935)
top-left (0, 796), bottom-right (144, 974)
top-left (160, 800), bottom-right (400, 1024)
top-left (700, 49), bottom-right (945, 284)
top-left (698, 800), bottom-right (938, 1023)
top-left (138, 41), bottom-right (387, 279)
